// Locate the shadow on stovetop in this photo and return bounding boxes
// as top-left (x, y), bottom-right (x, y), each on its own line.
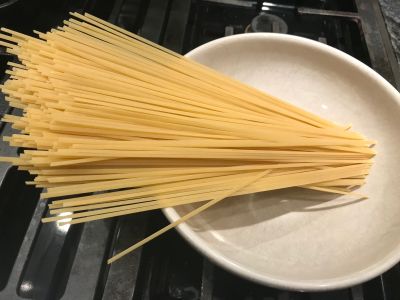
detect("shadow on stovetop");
top-left (0, 166), bottom-right (41, 291)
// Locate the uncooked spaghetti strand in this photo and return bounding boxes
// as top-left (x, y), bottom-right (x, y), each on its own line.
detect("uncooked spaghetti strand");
top-left (47, 176), bottom-right (365, 215)
top-left (69, 13), bottom-right (342, 129)
top-left (106, 170), bottom-right (269, 263)
top-left (0, 14), bottom-right (375, 257)
top-left (49, 15), bottom-right (338, 127)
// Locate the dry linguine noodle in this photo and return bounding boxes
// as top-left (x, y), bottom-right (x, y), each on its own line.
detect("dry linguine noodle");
top-left (0, 13), bottom-right (375, 263)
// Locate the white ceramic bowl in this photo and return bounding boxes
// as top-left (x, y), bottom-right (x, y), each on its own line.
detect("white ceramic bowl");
top-left (163, 33), bottom-right (400, 291)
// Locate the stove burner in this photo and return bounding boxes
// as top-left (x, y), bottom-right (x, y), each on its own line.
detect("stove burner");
top-left (246, 13), bottom-right (288, 34)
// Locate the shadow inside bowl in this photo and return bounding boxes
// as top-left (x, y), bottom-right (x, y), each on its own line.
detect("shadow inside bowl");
top-left (174, 188), bottom-right (363, 232)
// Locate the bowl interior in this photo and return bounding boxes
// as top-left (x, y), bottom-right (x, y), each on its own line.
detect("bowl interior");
top-left (163, 33), bottom-right (400, 290)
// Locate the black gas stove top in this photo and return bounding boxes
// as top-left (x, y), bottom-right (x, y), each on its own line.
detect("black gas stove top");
top-left (0, 1), bottom-right (399, 299)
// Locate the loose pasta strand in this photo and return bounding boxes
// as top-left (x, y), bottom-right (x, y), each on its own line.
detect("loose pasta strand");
top-left (107, 170), bottom-right (269, 263)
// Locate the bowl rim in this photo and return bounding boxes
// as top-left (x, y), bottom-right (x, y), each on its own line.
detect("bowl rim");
top-left (163, 32), bottom-right (400, 291)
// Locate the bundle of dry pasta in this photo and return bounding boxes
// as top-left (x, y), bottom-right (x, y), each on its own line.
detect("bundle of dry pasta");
top-left (0, 13), bottom-right (374, 262)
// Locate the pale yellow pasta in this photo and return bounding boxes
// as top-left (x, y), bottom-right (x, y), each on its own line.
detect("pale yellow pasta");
top-left (0, 13), bottom-right (374, 263)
